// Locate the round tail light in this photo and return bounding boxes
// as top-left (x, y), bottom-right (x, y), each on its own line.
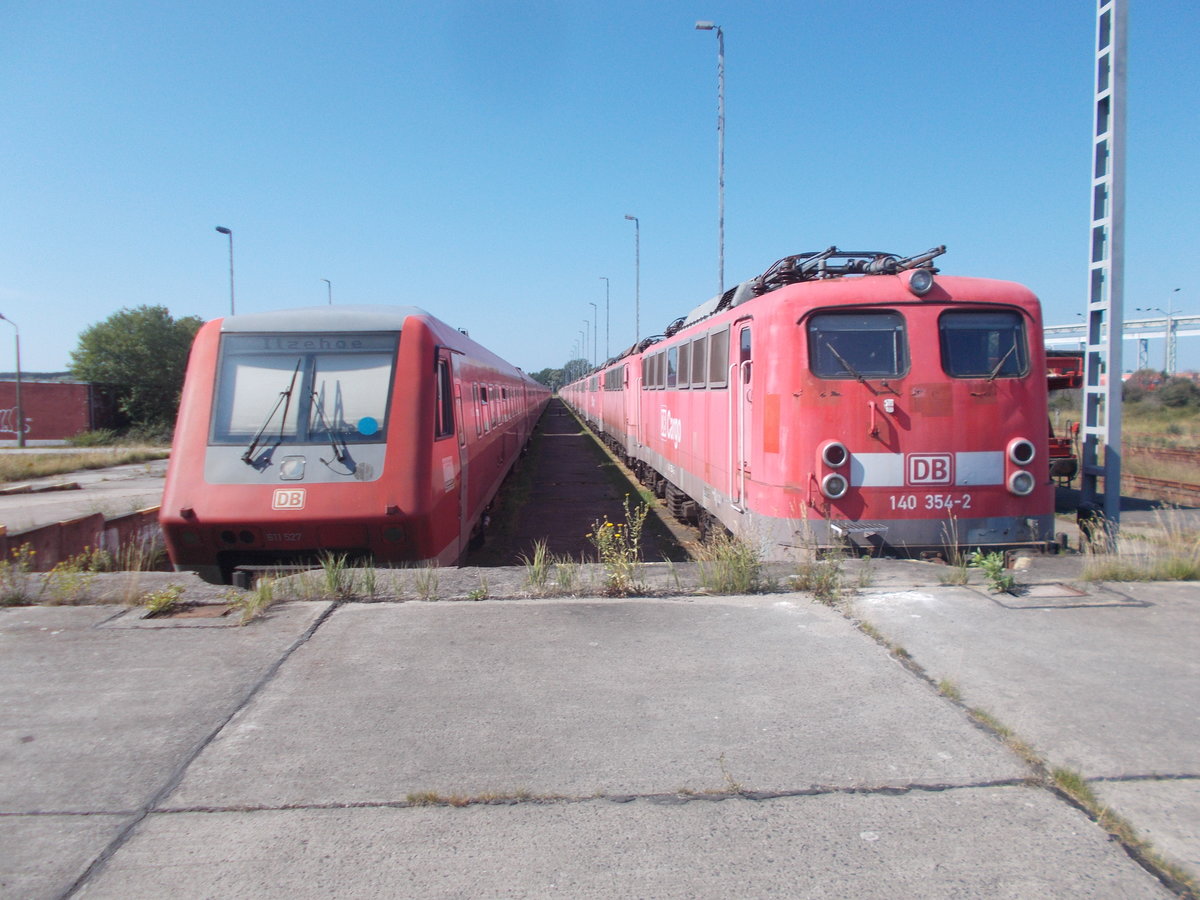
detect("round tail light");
top-left (821, 472), bottom-right (849, 499)
top-left (821, 440), bottom-right (849, 468)
top-left (1008, 470), bottom-right (1036, 496)
top-left (1008, 438), bottom-right (1036, 466)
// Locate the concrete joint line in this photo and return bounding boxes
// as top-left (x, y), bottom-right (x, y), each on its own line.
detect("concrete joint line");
top-left (149, 778), bottom-right (1036, 817)
top-left (59, 602), bottom-right (342, 899)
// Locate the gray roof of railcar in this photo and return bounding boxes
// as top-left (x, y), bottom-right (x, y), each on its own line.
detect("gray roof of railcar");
top-left (220, 305), bottom-right (428, 332)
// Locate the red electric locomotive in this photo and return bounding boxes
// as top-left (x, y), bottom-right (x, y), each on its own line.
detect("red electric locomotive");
top-left (161, 306), bottom-right (549, 583)
top-left (562, 246), bottom-right (1056, 557)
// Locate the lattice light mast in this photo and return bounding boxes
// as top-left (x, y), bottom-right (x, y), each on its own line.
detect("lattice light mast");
top-left (1080, 0), bottom-right (1126, 529)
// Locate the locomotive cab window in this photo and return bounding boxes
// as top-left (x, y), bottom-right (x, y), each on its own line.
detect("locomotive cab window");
top-left (211, 332), bottom-right (397, 446)
top-left (939, 311), bottom-right (1028, 378)
top-left (807, 312), bottom-right (908, 379)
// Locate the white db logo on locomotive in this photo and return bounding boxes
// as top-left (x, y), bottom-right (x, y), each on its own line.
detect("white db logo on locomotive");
top-left (906, 454), bottom-right (953, 486)
top-left (272, 488), bottom-right (306, 510)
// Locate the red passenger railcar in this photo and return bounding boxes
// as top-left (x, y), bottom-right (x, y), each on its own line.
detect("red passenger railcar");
top-left (562, 247), bottom-right (1055, 556)
top-left (161, 306), bottom-right (549, 583)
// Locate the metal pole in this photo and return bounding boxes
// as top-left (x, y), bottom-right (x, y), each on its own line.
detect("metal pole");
top-left (0, 314), bottom-right (24, 448)
top-left (624, 215), bottom-right (640, 343)
top-left (322, 278), bottom-right (332, 305)
top-left (696, 21), bottom-right (725, 295)
top-left (215, 226), bottom-right (235, 316)
top-left (600, 276), bottom-right (610, 360)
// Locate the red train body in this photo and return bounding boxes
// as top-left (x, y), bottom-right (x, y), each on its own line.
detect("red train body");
top-left (161, 306), bottom-right (549, 583)
top-left (562, 247), bottom-right (1056, 557)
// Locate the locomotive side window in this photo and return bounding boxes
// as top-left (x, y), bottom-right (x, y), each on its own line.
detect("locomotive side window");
top-left (677, 342), bottom-right (690, 388)
top-left (939, 311), bottom-right (1028, 378)
top-left (691, 336), bottom-right (708, 387)
top-left (708, 327), bottom-right (730, 388)
top-left (808, 313), bottom-right (907, 379)
top-left (435, 358), bottom-right (454, 439)
top-left (211, 332), bottom-right (397, 446)
top-left (666, 347), bottom-right (678, 389)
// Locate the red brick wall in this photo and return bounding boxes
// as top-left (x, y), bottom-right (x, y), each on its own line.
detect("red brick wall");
top-left (0, 381), bottom-right (93, 441)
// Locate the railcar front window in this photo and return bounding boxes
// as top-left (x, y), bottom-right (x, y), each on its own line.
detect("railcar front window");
top-left (808, 312), bottom-right (907, 378)
top-left (939, 311), bottom-right (1028, 378)
top-left (211, 332), bottom-right (397, 445)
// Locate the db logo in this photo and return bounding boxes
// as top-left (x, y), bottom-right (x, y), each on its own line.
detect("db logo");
top-left (272, 488), bottom-right (306, 510)
top-left (907, 454), bottom-right (952, 486)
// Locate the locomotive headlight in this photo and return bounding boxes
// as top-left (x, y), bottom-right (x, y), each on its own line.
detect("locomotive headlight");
top-left (1008, 470), bottom-right (1036, 496)
top-left (907, 268), bottom-right (935, 297)
top-left (821, 472), bottom-right (849, 499)
top-left (820, 440), bottom-right (849, 468)
top-left (1007, 437), bottom-right (1036, 466)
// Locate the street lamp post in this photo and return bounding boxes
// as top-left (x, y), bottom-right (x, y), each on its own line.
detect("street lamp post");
top-left (695, 20), bottom-right (725, 296)
top-left (1137, 287), bottom-right (1182, 374)
top-left (588, 302), bottom-right (598, 366)
top-left (0, 314), bottom-right (25, 448)
top-left (624, 215), bottom-right (640, 343)
top-left (599, 276), bottom-right (610, 361)
top-left (321, 278), bottom-right (332, 305)
top-left (215, 226), bottom-right (235, 316)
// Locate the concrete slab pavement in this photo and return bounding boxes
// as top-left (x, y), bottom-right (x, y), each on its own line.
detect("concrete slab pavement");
top-left (2, 575), bottom-right (1190, 898)
top-left (853, 576), bottom-right (1200, 889)
top-left (0, 602), bottom-right (333, 898)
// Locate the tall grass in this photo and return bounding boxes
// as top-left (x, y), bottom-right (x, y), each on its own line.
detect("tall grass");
top-left (1082, 508), bottom-right (1200, 581)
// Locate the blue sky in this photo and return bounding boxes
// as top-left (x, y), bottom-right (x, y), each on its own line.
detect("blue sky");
top-left (2, 1), bottom-right (1197, 374)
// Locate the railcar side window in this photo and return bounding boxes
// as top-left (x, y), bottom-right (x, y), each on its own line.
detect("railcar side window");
top-left (435, 359), bottom-right (454, 439)
top-left (807, 312), bottom-right (907, 379)
top-left (939, 311), bottom-right (1028, 378)
top-left (211, 332), bottom-right (397, 445)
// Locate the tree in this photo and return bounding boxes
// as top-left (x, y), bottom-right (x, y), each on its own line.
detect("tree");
top-left (69, 305), bottom-right (204, 429)
top-left (1159, 376), bottom-right (1200, 409)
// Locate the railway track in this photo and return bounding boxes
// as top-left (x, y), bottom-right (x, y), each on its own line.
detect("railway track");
top-left (1122, 473), bottom-right (1200, 507)
top-left (1126, 443), bottom-right (1200, 466)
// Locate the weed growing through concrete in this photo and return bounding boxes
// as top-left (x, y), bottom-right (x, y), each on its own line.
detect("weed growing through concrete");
top-left (937, 679), bottom-right (963, 702)
top-left (413, 564), bottom-right (440, 601)
top-left (937, 514), bottom-right (974, 585)
top-left (970, 551), bottom-right (1016, 593)
top-left (319, 552), bottom-right (353, 599)
top-left (695, 532), bottom-right (768, 594)
top-left (792, 556), bottom-right (843, 604)
top-left (519, 539), bottom-right (552, 591)
top-left (43, 560), bottom-right (98, 605)
top-left (142, 584), bottom-right (184, 617)
top-left (553, 556), bottom-right (581, 595)
top-left (233, 578), bottom-right (276, 625)
top-left (356, 565), bottom-right (378, 601)
top-left (587, 495), bottom-right (648, 596)
top-left (467, 576), bottom-right (490, 601)
top-left (0, 544), bottom-right (45, 606)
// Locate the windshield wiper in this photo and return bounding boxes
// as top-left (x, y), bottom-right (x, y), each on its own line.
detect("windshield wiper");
top-left (986, 345), bottom-right (1017, 381)
top-left (309, 389), bottom-right (355, 473)
top-left (825, 341), bottom-right (889, 395)
top-left (242, 360), bottom-right (302, 466)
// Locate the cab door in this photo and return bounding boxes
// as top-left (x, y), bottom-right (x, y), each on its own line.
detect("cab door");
top-left (732, 322), bottom-right (752, 507)
top-left (434, 350), bottom-right (467, 561)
